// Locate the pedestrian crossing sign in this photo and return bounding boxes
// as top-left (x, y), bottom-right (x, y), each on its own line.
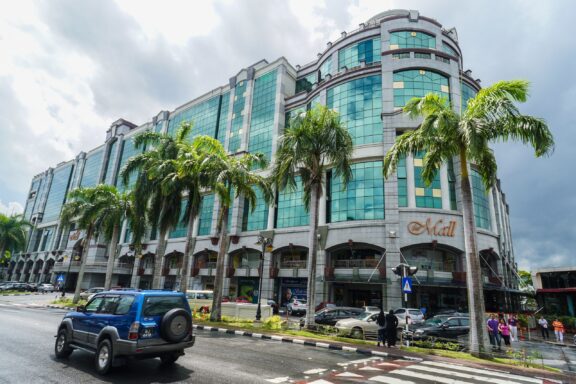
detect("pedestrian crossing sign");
top-left (402, 277), bottom-right (412, 293)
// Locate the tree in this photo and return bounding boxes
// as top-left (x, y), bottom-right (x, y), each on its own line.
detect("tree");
top-left (382, 80), bottom-right (554, 356)
top-left (121, 128), bottom-right (186, 289)
top-left (0, 213), bottom-right (31, 265)
top-left (61, 187), bottom-right (111, 303)
top-left (209, 147), bottom-right (272, 322)
top-left (271, 105), bottom-right (353, 328)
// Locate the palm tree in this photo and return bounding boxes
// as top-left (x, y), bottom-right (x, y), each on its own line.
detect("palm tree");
top-left (209, 148), bottom-right (272, 322)
top-left (0, 213), bottom-right (31, 269)
top-left (173, 131), bottom-right (224, 294)
top-left (382, 80), bottom-right (554, 356)
top-left (121, 127), bottom-right (187, 289)
top-left (271, 105), bottom-right (353, 328)
top-left (61, 187), bottom-right (110, 303)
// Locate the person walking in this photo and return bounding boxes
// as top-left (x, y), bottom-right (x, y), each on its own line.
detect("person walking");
top-left (376, 309), bottom-right (386, 347)
top-left (552, 318), bottom-right (565, 343)
top-left (508, 315), bottom-right (519, 342)
top-left (384, 309), bottom-right (399, 347)
top-left (487, 314), bottom-right (501, 350)
top-left (499, 319), bottom-right (512, 350)
top-left (538, 316), bottom-right (550, 340)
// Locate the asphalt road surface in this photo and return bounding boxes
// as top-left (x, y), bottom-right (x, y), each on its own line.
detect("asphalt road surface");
top-left (0, 294), bottom-right (567, 384)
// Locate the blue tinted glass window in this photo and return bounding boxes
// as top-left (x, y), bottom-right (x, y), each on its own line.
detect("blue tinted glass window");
top-left (115, 137), bottom-right (142, 192)
top-left (276, 176), bottom-right (309, 228)
top-left (442, 42), bottom-right (458, 56)
top-left (242, 187), bottom-right (268, 231)
top-left (43, 164), bottom-right (74, 222)
top-left (216, 92), bottom-right (230, 146)
top-left (461, 82), bottom-right (477, 111)
top-left (390, 31), bottom-right (435, 49)
top-left (169, 199), bottom-right (187, 239)
top-left (198, 194), bottom-right (214, 236)
top-left (448, 159), bottom-right (457, 210)
top-left (326, 75), bottom-right (382, 145)
top-left (338, 38), bottom-right (381, 70)
top-left (24, 179), bottom-right (42, 221)
top-left (103, 140), bottom-right (118, 185)
top-left (167, 96), bottom-right (220, 139)
top-left (413, 151), bottom-right (442, 209)
top-left (319, 57), bottom-right (332, 81)
top-left (80, 149), bottom-right (104, 187)
top-left (471, 169), bottom-right (492, 230)
top-left (248, 70), bottom-right (277, 162)
top-left (295, 72), bottom-right (317, 94)
top-left (397, 154), bottom-right (408, 207)
top-left (329, 161), bottom-right (385, 222)
top-left (229, 81), bottom-right (248, 153)
top-left (393, 69), bottom-right (450, 108)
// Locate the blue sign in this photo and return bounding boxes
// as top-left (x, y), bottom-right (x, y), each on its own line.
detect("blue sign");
top-left (402, 277), bottom-right (412, 293)
top-left (56, 274), bottom-right (65, 283)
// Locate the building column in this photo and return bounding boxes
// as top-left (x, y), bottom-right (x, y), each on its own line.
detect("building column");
top-left (267, 202), bottom-right (275, 230)
top-left (406, 154), bottom-right (416, 208)
top-left (318, 173), bottom-right (327, 225)
top-left (488, 188), bottom-right (498, 233)
top-left (440, 163), bottom-right (450, 210)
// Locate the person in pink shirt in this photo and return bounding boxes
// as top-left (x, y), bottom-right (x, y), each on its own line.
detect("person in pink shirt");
top-left (499, 318), bottom-right (511, 349)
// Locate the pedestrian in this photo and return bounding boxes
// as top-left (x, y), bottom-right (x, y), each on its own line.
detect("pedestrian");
top-left (376, 309), bottom-right (386, 347)
top-left (384, 309), bottom-right (399, 347)
top-left (508, 314), bottom-right (518, 342)
top-left (538, 316), bottom-right (550, 340)
top-left (552, 318), bottom-right (565, 343)
top-left (499, 318), bottom-right (512, 350)
top-left (486, 314), bottom-right (501, 351)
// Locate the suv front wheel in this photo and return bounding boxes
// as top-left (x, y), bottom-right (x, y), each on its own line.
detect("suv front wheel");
top-left (95, 339), bottom-right (113, 375)
top-left (54, 329), bottom-right (73, 358)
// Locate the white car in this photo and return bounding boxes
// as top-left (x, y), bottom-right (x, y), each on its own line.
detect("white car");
top-left (38, 283), bottom-right (56, 293)
top-left (79, 287), bottom-right (105, 300)
top-left (393, 308), bottom-right (424, 326)
top-left (335, 310), bottom-right (381, 339)
top-left (286, 297), bottom-right (307, 316)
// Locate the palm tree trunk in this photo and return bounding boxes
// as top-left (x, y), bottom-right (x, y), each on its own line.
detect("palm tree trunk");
top-left (180, 208), bottom-right (197, 293)
top-left (73, 226), bottom-right (93, 304)
top-left (304, 181), bottom-right (320, 329)
top-left (129, 244), bottom-right (142, 289)
top-left (459, 149), bottom-right (489, 356)
top-left (152, 229), bottom-right (168, 289)
top-left (211, 205), bottom-right (229, 322)
top-left (104, 223), bottom-right (121, 290)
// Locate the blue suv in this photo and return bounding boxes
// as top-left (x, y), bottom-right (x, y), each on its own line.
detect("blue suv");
top-left (54, 290), bottom-right (195, 374)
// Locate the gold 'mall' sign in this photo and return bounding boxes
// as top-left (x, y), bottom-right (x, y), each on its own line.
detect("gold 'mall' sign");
top-left (408, 218), bottom-right (456, 237)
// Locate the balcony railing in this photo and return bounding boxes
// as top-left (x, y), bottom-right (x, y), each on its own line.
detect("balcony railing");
top-left (333, 259), bottom-right (379, 268)
top-left (195, 262), bottom-right (216, 269)
top-left (280, 260), bottom-right (307, 269)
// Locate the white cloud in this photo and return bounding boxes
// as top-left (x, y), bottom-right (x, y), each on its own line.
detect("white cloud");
top-left (0, 201), bottom-right (24, 216)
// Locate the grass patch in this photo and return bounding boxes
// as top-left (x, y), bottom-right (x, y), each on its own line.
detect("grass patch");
top-left (51, 297), bottom-right (87, 308)
top-left (0, 291), bottom-right (26, 295)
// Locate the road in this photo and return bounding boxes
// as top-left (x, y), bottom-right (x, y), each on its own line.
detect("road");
top-left (0, 294), bottom-right (569, 383)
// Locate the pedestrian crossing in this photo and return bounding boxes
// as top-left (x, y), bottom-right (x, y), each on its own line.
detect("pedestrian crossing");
top-left (267, 357), bottom-right (556, 384)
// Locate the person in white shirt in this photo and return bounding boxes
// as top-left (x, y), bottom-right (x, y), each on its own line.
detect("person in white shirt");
top-left (538, 316), bottom-right (550, 340)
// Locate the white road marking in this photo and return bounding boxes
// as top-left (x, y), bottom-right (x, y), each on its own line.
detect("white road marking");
top-left (421, 361), bottom-right (543, 383)
top-left (409, 364), bottom-right (527, 384)
top-left (392, 368), bottom-right (475, 384)
top-left (337, 357), bottom-right (381, 366)
top-left (359, 366), bottom-right (383, 371)
top-left (369, 376), bottom-right (416, 384)
top-left (266, 377), bottom-right (290, 383)
top-left (335, 372), bottom-right (364, 378)
top-left (303, 368), bottom-right (327, 375)
top-left (307, 380), bottom-right (335, 384)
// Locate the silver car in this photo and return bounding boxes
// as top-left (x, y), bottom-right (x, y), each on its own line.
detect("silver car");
top-left (335, 311), bottom-right (380, 339)
top-left (79, 287), bottom-right (105, 300)
top-left (393, 308), bottom-right (424, 326)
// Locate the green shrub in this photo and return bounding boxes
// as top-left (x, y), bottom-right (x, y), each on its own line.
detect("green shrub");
top-left (262, 315), bottom-right (283, 330)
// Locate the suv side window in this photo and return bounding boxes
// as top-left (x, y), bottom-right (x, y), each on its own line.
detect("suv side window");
top-left (459, 318), bottom-right (470, 326)
top-left (115, 295), bottom-right (135, 315)
top-left (85, 297), bottom-right (104, 313)
top-left (394, 309), bottom-right (405, 314)
top-left (444, 319), bottom-right (460, 327)
top-left (143, 296), bottom-right (186, 316)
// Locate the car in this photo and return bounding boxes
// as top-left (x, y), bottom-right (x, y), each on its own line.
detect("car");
top-left (0, 282), bottom-right (29, 292)
top-left (27, 283), bottom-right (39, 292)
top-left (393, 308), bottom-right (424, 327)
top-left (361, 306), bottom-right (381, 313)
top-left (38, 283), bottom-right (56, 293)
top-left (311, 306), bottom-right (365, 326)
top-left (335, 310), bottom-right (381, 339)
top-left (286, 297), bottom-right (307, 316)
top-left (408, 316), bottom-right (470, 340)
top-left (315, 301), bottom-right (336, 312)
top-left (54, 290), bottom-right (195, 375)
top-left (79, 287), bottom-right (105, 300)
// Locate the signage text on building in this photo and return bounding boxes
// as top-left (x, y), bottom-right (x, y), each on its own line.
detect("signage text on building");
top-left (407, 218), bottom-right (456, 237)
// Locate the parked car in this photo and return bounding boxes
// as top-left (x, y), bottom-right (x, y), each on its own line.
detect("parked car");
top-left (409, 316), bottom-right (470, 340)
top-left (54, 290), bottom-right (195, 374)
top-left (27, 283), bottom-right (39, 292)
top-left (0, 282), bottom-right (29, 292)
top-left (79, 287), bottom-right (105, 301)
top-left (393, 308), bottom-right (424, 326)
top-left (286, 297), bottom-right (307, 316)
top-left (315, 301), bottom-right (336, 312)
top-left (38, 283), bottom-right (56, 293)
top-left (335, 310), bottom-right (381, 339)
top-left (361, 306), bottom-right (381, 313)
top-left (311, 306), bottom-right (366, 326)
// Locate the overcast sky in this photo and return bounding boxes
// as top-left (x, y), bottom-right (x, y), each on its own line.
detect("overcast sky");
top-left (0, 0), bottom-right (574, 271)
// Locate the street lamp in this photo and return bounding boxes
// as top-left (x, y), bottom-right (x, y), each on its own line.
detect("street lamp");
top-left (255, 235), bottom-right (273, 321)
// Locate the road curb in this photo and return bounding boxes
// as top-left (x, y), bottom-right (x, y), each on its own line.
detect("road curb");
top-left (192, 324), bottom-right (421, 361)
top-left (0, 293), bottom-right (44, 296)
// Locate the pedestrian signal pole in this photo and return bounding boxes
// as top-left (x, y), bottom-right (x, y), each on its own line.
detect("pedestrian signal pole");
top-left (392, 263), bottom-right (418, 346)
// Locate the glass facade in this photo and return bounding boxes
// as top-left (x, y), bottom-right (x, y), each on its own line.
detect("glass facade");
top-left (242, 187), bottom-right (268, 231)
top-left (442, 42), bottom-right (458, 57)
top-left (414, 151), bottom-right (442, 209)
top-left (390, 31), bottom-right (435, 49)
top-left (326, 75), bottom-right (382, 145)
top-left (448, 159), bottom-right (457, 210)
top-left (329, 161), bottom-right (384, 223)
top-left (197, 194), bottom-right (215, 236)
top-left (39, 226), bottom-right (55, 251)
top-left (319, 56), bottom-right (332, 81)
top-left (338, 38), bottom-right (381, 70)
top-left (167, 96), bottom-right (220, 139)
top-left (229, 80), bottom-right (247, 153)
top-left (393, 69), bottom-right (450, 108)
top-left (461, 82), bottom-right (477, 111)
top-left (216, 92), bottom-right (230, 146)
top-left (169, 199), bottom-right (188, 239)
top-left (80, 149), bottom-right (104, 188)
top-left (248, 70), bottom-right (277, 161)
top-left (295, 72), bottom-right (316, 94)
top-left (471, 169), bottom-right (492, 230)
top-left (276, 176), bottom-right (308, 228)
top-left (103, 140), bottom-right (119, 185)
top-left (397, 154), bottom-right (408, 207)
top-left (24, 179), bottom-right (42, 220)
top-left (115, 137), bottom-right (142, 191)
top-left (43, 164), bottom-right (74, 223)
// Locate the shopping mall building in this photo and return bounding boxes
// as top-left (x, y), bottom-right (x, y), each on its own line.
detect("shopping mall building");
top-left (8, 10), bottom-right (521, 313)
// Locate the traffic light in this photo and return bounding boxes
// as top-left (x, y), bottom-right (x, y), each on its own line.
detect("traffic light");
top-left (407, 266), bottom-right (418, 276)
top-left (391, 264), bottom-right (403, 276)
top-left (391, 263), bottom-right (418, 277)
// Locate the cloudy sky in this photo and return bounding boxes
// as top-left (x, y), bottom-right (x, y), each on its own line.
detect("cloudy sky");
top-left (0, 0), bottom-right (574, 271)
